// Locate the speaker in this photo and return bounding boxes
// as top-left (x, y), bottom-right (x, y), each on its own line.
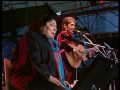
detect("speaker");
top-left (72, 56), bottom-right (119, 90)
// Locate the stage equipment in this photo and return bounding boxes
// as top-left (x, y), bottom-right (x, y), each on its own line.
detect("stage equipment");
top-left (70, 32), bottom-right (119, 90)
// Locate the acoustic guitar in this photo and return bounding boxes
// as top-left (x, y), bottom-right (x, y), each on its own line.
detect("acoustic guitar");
top-left (65, 44), bottom-right (96, 68)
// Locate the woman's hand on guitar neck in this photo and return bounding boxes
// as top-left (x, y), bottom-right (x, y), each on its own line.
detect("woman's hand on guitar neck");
top-left (87, 47), bottom-right (97, 58)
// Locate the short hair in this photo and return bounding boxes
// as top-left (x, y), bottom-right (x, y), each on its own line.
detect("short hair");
top-left (61, 16), bottom-right (76, 30)
top-left (62, 16), bottom-right (76, 25)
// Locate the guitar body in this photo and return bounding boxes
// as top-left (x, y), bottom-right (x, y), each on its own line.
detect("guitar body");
top-left (65, 51), bottom-right (82, 68)
top-left (64, 43), bottom-right (97, 69)
top-left (60, 44), bottom-right (88, 84)
top-left (64, 44), bottom-right (88, 68)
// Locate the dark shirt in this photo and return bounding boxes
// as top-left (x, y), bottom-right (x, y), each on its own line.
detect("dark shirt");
top-left (10, 31), bottom-right (60, 90)
top-left (72, 32), bottom-right (94, 68)
top-left (57, 31), bottom-right (95, 68)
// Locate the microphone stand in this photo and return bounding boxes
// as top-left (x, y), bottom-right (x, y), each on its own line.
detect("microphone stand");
top-left (74, 32), bottom-right (107, 58)
top-left (82, 34), bottom-right (119, 90)
top-left (82, 34), bottom-right (119, 64)
top-left (71, 32), bottom-right (119, 89)
top-left (83, 41), bottom-right (107, 58)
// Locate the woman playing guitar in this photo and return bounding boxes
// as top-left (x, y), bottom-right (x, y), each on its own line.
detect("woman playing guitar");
top-left (57, 16), bottom-right (96, 87)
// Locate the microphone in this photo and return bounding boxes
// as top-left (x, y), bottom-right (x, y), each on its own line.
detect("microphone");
top-left (73, 30), bottom-right (90, 35)
top-left (104, 42), bottom-right (118, 52)
top-left (74, 30), bottom-right (81, 33)
top-left (104, 42), bottom-right (111, 49)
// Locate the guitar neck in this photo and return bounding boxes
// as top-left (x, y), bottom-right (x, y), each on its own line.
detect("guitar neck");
top-left (81, 49), bottom-right (90, 55)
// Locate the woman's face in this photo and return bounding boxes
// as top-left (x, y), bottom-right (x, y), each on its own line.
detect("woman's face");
top-left (42, 20), bottom-right (57, 38)
top-left (64, 20), bottom-right (76, 34)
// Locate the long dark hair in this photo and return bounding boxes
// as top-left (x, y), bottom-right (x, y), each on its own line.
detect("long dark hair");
top-left (29, 15), bottom-right (56, 32)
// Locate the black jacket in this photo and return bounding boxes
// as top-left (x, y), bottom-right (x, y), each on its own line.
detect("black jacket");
top-left (10, 31), bottom-right (60, 90)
